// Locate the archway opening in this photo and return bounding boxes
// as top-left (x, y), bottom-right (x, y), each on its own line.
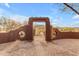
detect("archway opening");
top-left (33, 22), bottom-right (46, 41)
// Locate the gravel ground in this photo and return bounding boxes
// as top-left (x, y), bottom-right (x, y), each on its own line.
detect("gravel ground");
top-left (0, 36), bottom-right (78, 56)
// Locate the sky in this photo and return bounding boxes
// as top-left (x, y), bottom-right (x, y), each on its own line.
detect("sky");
top-left (0, 3), bottom-right (79, 27)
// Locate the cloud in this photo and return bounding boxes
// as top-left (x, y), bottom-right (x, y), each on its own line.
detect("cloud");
top-left (52, 17), bottom-right (61, 24)
top-left (10, 15), bottom-right (29, 23)
top-left (71, 21), bottom-right (79, 26)
top-left (0, 8), bottom-right (10, 17)
top-left (71, 15), bottom-right (79, 27)
top-left (4, 3), bottom-right (10, 8)
top-left (0, 8), bottom-right (29, 24)
top-left (52, 17), bottom-right (67, 27)
top-left (72, 15), bottom-right (79, 19)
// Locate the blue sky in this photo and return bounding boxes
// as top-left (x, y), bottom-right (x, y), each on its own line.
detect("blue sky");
top-left (0, 3), bottom-right (79, 27)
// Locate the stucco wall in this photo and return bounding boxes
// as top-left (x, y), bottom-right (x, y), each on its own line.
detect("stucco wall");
top-left (54, 28), bottom-right (79, 39)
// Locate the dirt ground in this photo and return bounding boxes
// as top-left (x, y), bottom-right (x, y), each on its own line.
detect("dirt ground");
top-left (0, 36), bottom-right (79, 56)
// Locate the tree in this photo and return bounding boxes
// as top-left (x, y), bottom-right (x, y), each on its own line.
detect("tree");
top-left (0, 16), bottom-right (22, 31)
top-left (63, 3), bottom-right (79, 15)
top-left (55, 3), bottom-right (79, 15)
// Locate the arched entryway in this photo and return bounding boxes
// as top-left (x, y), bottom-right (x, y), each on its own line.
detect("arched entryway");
top-left (28, 17), bottom-right (52, 42)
